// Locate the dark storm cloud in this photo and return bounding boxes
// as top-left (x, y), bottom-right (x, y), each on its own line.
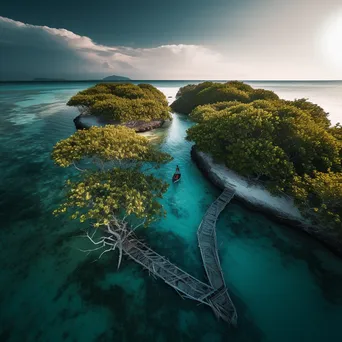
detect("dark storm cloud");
top-left (0, 16), bottom-right (241, 80)
top-left (0, 0), bottom-right (250, 47)
top-left (0, 17), bottom-right (136, 80)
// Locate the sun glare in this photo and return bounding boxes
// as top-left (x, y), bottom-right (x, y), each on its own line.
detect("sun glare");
top-left (321, 12), bottom-right (342, 68)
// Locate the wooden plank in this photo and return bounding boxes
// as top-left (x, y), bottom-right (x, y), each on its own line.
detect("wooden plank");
top-left (116, 186), bottom-right (238, 325)
top-left (197, 186), bottom-right (238, 324)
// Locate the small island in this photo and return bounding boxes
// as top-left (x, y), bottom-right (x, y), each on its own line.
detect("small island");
top-left (68, 83), bottom-right (171, 132)
top-left (102, 75), bottom-right (131, 81)
top-left (171, 81), bottom-right (342, 255)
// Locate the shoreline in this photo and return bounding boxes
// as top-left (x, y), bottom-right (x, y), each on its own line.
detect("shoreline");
top-left (191, 146), bottom-right (342, 258)
top-left (73, 114), bottom-right (166, 133)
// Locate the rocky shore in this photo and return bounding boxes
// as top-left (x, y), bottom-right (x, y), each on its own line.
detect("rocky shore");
top-left (191, 146), bottom-right (342, 257)
top-left (73, 114), bottom-right (166, 133)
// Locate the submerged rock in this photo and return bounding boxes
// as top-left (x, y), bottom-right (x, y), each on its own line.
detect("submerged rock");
top-left (191, 146), bottom-right (342, 258)
top-left (73, 114), bottom-right (102, 129)
top-left (73, 114), bottom-right (166, 132)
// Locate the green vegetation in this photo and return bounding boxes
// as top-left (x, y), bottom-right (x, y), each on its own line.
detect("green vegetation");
top-left (292, 171), bottom-right (342, 229)
top-left (183, 81), bottom-right (341, 231)
top-left (171, 81), bottom-right (279, 114)
top-left (329, 123), bottom-right (342, 141)
top-left (67, 83), bottom-right (171, 123)
top-left (52, 125), bottom-right (172, 226)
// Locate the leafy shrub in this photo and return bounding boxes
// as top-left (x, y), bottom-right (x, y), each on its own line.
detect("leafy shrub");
top-left (67, 83), bottom-right (171, 122)
top-left (186, 86), bottom-right (341, 230)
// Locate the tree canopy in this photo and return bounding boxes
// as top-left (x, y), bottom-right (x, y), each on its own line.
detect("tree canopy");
top-left (54, 169), bottom-right (168, 226)
top-left (170, 81), bottom-right (280, 114)
top-left (172, 81), bottom-right (332, 127)
top-left (329, 123), bottom-right (342, 141)
top-left (52, 125), bottom-right (172, 167)
top-left (67, 83), bottom-right (171, 123)
top-left (291, 171), bottom-right (342, 230)
top-left (52, 125), bottom-right (172, 226)
top-left (185, 82), bottom-right (341, 231)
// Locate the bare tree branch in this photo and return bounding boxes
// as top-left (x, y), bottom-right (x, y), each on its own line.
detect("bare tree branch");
top-left (73, 161), bottom-right (86, 172)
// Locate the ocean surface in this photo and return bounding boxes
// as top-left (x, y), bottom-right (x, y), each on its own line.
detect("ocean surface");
top-left (0, 81), bottom-right (342, 342)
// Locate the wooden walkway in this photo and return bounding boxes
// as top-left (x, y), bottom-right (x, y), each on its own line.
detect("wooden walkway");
top-left (112, 187), bottom-right (237, 325)
top-left (197, 186), bottom-right (237, 324)
top-left (122, 236), bottom-right (213, 303)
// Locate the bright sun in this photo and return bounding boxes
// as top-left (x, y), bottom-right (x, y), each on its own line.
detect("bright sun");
top-left (321, 12), bottom-right (342, 68)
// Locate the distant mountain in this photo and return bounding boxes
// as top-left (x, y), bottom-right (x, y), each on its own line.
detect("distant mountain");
top-left (102, 75), bottom-right (131, 81)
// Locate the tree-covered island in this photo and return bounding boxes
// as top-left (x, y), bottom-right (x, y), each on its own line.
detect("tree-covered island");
top-left (68, 83), bottom-right (171, 132)
top-left (52, 125), bottom-right (173, 265)
top-left (171, 81), bottom-right (341, 235)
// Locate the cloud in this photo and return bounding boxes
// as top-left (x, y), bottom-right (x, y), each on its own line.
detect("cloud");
top-left (102, 61), bottom-right (112, 69)
top-left (0, 16), bottom-right (243, 80)
top-left (1, 13), bottom-right (339, 80)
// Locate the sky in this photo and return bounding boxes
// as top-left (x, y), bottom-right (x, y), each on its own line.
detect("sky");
top-left (1, 0), bottom-right (342, 80)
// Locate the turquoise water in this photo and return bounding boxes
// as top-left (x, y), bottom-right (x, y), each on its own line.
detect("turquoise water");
top-left (0, 82), bottom-right (342, 341)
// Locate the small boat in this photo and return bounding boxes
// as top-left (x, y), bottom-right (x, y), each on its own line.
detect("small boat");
top-left (172, 173), bottom-right (181, 183)
top-left (172, 166), bottom-right (181, 183)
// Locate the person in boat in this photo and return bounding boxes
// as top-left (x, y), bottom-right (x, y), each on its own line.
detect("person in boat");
top-left (173, 165), bottom-right (181, 182)
top-left (173, 173), bottom-right (180, 182)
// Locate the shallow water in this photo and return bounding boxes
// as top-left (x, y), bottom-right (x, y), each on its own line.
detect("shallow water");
top-left (0, 82), bottom-right (342, 342)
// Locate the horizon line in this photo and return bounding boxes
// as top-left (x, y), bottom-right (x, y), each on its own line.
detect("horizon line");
top-left (1, 79), bottom-right (342, 83)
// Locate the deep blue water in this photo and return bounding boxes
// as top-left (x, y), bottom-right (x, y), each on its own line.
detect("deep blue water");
top-left (0, 81), bottom-right (342, 342)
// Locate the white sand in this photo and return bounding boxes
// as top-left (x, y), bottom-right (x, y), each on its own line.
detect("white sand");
top-left (198, 151), bottom-right (307, 223)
